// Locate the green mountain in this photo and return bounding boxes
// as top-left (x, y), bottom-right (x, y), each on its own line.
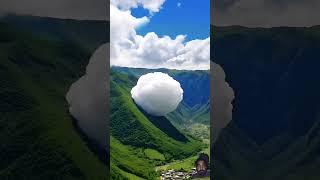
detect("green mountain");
top-left (212, 25), bottom-right (320, 180)
top-left (111, 66), bottom-right (210, 143)
top-left (111, 66), bottom-right (210, 126)
top-left (110, 69), bottom-right (205, 179)
top-left (0, 18), bottom-right (108, 179)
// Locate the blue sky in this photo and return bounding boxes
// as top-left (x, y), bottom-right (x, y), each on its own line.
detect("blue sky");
top-left (132, 0), bottom-right (210, 41)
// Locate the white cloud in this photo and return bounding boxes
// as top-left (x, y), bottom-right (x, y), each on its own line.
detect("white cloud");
top-left (167, 38), bottom-right (210, 70)
top-left (66, 43), bottom-right (109, 147)
top-left (131, 72), bottom-right (183, 116)
top-left (110, 0), bottom-right (138, 11)
top-left (177, 2), bottom-right (181, 7)
top-left (110, 4), bottom-right (149, 43)
top-left (139, 0), bottom-right (166, 13)
top-left (110, 1), bottom-right (209, 70)
top-left (111, 0), bottom-right (165, 13)
top-left (112, 32), bottom-right (210, 70)
top-left (211, 62), bottom-right (234, 142)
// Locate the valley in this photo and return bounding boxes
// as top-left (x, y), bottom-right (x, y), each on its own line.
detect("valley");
top-left (110, 67), bottom-right (210, 179)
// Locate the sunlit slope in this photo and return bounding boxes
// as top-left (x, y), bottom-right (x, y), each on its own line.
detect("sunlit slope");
top-left (110, 70), bottom-right (203, 179)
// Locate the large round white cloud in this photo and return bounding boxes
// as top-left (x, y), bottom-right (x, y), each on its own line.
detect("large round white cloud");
top-left (131, 72), bottom-right (183, 116)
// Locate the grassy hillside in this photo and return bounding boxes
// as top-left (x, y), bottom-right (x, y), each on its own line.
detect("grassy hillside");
top-left (110, 70), bottom-right (204, 179)
top-left (0, 21), bottom-right (108, 179)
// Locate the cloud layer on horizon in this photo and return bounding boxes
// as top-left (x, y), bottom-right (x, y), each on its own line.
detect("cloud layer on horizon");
top-left (110, 1), bottom-right (210, 70)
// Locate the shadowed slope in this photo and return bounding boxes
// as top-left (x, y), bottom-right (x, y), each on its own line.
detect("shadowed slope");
top-left (139, 107), bottom-right (188, 142)
top-left (0, 21), bottom-right (108, 179)
top-left (212, 25), bottom-right (320, 180)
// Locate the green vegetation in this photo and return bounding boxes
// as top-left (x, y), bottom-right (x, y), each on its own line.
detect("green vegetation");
top-left (1, 15), bottom-right (108, 52)
top-left (0, 21), bottom-right (108, 179)
top-left (158, 155), bottom-right (197, 172)
top-left (183, 123), bottom-right (210, 140)
top-left (110, 137), bottom-right (158, 179)
top-left (157, 147), bottom-right (210, 173)
top-left (110, 70), bottom-right (205, 179)
top-left (112, 66), bottom-right (211, 130)
top-left (144, 149), bottom-right (165, 161)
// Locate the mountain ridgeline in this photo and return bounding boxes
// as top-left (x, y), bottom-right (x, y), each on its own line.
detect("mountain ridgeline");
top-left (212, 25), bottom-right (320, 180)
top-left (111, 66), bottom-right (210, 125)
top-left (0, 15), bottom-right (108, 52)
